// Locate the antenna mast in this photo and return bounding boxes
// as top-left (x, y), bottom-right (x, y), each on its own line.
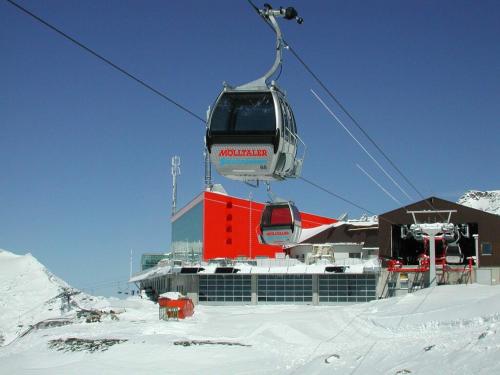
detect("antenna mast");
top-left (171, 156), bottom-right (181, 216)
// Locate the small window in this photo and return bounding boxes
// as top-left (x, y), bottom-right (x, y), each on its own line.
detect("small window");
top-left (482, 242), bottom-right (492, 256)
top-left (284, 102), bottom-right (297, 135)
top-left (210, 92), bottom-right (276, 134)
top-left (291, 205), bottom-right (301, 224)
top-left (278, 98), bottom-right (290, 141)
top-left (270, 207), bottom-right (292, 225)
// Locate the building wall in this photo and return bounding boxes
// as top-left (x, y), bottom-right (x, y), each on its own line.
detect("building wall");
top-left (171, 195), bottom-right (203, 262)
top-left (140, 272), bottom-right (378, 305)
top-left (379, 197), bottom-right (500, 267)
top-left (203, 191), bottom-right (336, 260)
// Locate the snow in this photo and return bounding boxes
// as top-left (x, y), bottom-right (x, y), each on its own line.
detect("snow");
top-left (458, 190), bottom-right (500, 216)
top-left (0, 249), bottom-right (70, 345)
top-left (291, 219), bottom-right (378, 246)
top-left (2, 249), bottom-right (500, 374)
top-left (159, 292), bottom-right (183, 300)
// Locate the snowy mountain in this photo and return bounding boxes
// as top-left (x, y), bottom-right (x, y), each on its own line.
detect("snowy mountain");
top-left (0, 250), bottom-right (70, 345)
top-left (0, 249), bottom-right (110, 347)
top-left (458, 190), bottom-right (500, 216)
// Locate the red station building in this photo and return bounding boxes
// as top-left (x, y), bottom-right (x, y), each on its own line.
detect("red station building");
top-left (171, 190), bottom-right (336, 261)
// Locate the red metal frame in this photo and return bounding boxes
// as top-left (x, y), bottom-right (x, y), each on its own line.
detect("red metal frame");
top-left (387, 255), bottom-right (474, 284)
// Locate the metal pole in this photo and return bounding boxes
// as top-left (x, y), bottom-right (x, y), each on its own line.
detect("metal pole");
top-left (473, 234), bottom-right (479, 268)
top-left (129, 249), bottom-right (133, 293)
top-left (171, 156), bottom-right (181, 216)
top-left (428, 234), bottom-right (436, 287)
top-left (249, 192), bottom-right (253, 259)
top-left (204, 147), bottom-right (212, 190)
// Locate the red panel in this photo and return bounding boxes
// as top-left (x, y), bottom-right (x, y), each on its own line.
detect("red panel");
top-left (203, 191), bottom-right (336, 260)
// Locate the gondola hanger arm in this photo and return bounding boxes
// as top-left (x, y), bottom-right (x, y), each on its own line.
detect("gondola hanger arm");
top-left (237, 4), bottom-right (302, 90)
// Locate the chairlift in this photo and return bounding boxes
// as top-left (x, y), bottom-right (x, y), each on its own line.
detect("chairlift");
top-left (205, 4), bottom-right (305, 182)
top-left (441, 223), bottom-right (458, 242)
top-left (445, 242), bottom-right (464, 264)
top-left (409, 224), bottom-right (424, 241)
top-left (258, 201), bottom-right (302, 245)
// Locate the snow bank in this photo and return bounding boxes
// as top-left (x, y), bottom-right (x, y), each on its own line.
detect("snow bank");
top-left (2, 249), bottom-right (500, 374)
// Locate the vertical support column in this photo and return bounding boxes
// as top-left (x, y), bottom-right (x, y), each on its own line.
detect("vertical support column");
top-left (473, 234), bottom-right (479, 268)
top-left (187, 275), bottom-right (199, 305)
top-left (312, 274), bottom-right (319, 305)
top-left (251, 274), bottom-right (258, 305)
top-left (429, 233), bottom-right (437, 287)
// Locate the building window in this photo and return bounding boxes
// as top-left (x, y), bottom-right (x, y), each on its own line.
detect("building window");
top-left (257, 275), bottom-right (313, 303)
top-left (319, 274), bottom-right (377, 303)
top-left (199, 275), bottom-right (252, 302)
top-left (482, 242), bottom-right (492, 256)
top-left (171, 201), bottom-right (203, 263)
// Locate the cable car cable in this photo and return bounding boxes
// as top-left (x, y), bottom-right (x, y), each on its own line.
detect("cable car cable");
top-left (299, 176), bottom-right (399, 226)
top-left (7, 0), bottom-right (406, 223)
top-left (299, 176), bottom-right (376, 216)
top-left (5, 0), bottom-right (206, 124)
top-left (245, 0), bottom-right (433, 205)
top-left (311, 88), bottom-right (413, 202)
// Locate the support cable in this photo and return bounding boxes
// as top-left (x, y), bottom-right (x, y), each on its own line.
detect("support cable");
top-left (8, 0), bottom-right (401, 223)
top-left (312, 89), bottom-right (412, 201)
top-left (5, 0), bottom-right (206, 124)
top-left (246, 0), bottom-right (441, 210)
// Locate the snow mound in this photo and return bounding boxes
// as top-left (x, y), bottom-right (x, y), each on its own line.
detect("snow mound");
top-left (0, 249), bottom-right (78, 346)
top-left (458, 190), bottom-right (500, 216)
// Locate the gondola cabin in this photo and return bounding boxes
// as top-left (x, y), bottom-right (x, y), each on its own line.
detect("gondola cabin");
top-left (206, 85), bottom-right (303, 181)
top-left (259, 202), bottom-right (302, 246)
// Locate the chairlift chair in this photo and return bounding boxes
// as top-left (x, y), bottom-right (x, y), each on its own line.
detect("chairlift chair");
top-left (445, 242), bottom-right (464, 265)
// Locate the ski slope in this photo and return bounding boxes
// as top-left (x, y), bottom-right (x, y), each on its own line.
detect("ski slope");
top-left (1, 249), bottom-right (500, 374)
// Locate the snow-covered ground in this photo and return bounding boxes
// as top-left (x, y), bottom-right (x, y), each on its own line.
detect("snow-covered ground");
top-left (1, 249), bottom-right (500, 374)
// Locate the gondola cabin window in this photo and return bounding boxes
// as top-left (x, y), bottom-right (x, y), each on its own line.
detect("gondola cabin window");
top-left (210, 92), bottom-right (276, 134)
top-left (270, 207), bottom-right (293, 226)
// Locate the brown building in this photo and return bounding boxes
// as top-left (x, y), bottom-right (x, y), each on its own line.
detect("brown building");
top-left (379, 197), bottom-right (500, 267)
top-left (287, 221), bottom-right (379, 263)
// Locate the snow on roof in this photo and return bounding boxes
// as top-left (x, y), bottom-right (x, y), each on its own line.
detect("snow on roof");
top-left (159, 291), bottom-right (184, 300)
top-left (129, 258), bottom-right (379, 281)
top-left (129, 265), bottom-right (172, 282)
top-left (285, 220), bottom-right (378, 248)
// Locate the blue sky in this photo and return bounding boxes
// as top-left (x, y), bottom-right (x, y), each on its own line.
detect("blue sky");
top-left (1, 0), bottom-right (499, 295)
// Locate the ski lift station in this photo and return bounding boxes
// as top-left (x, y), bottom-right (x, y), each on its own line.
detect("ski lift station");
top-left (130, 189), bottom-right (500, 305)
top-left (129, 4), bottom-right (500, 305)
